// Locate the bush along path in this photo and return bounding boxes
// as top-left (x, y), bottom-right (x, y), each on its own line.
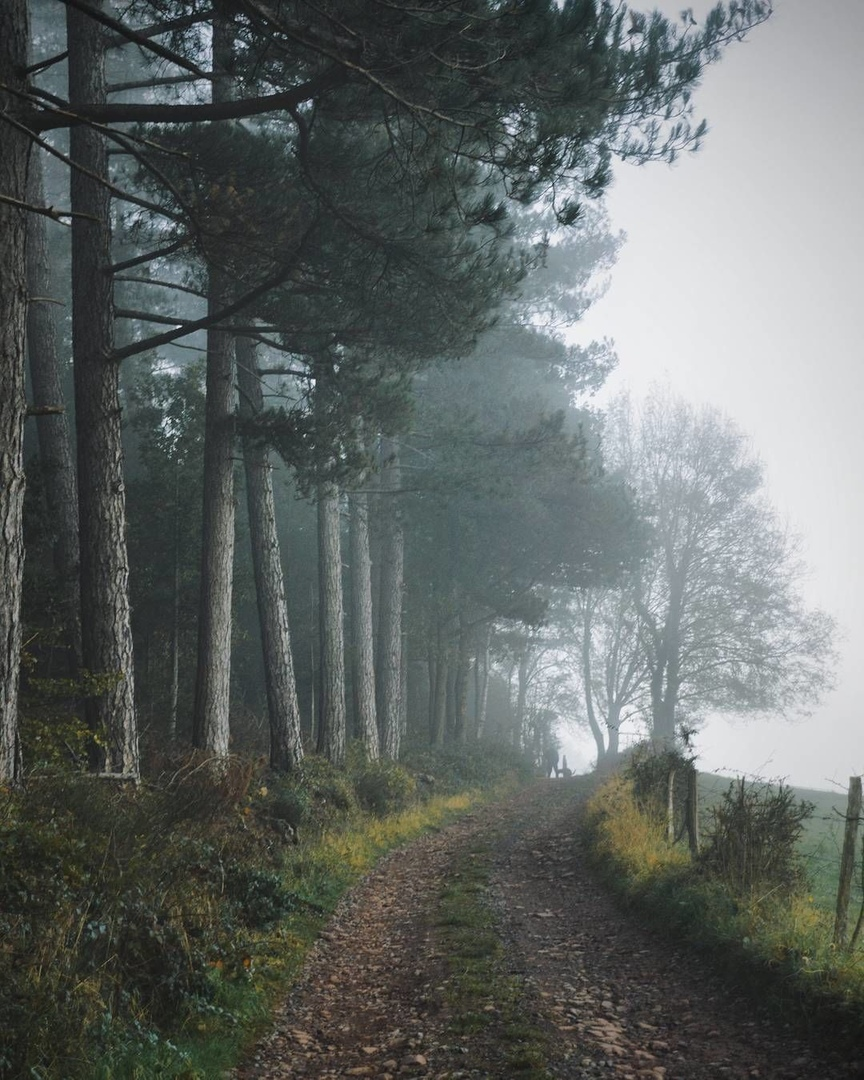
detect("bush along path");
top-left (231, 778), bottom-right (863, 1080)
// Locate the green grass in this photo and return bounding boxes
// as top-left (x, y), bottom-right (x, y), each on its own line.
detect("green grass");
top-left (434, 839), bottom-right (551, 1077)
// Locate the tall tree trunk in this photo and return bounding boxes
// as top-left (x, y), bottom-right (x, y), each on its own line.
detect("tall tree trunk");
top-left (192, 10), bottom-right (236, 757)
top-left (474, 622), bottom-right (490, 739)
top-left (426, 649), bottom-right (437, 743)
top-left (168, 459), bottom-right (181, 741)
top-left (68, 0), bottom-right (138, 777)
top-left (606, 703), bottom-right (622, 758)
top-left (192, 266), bottom-right (235, 757)
top-left (581, 597), bottom-right (608, 764)
top-left (349, 486), bottom-right (379, 759)
top-left (445, 662), bottom-right (457, 742)
top-left (376, 438), bottom-right (404, 759)
top-left (0, 0), bottom-right (30, 784)
top-left (26, 155), bottom-right (81, 671)
top-left (399, 630), bottom-right (408, 746)
top-left (452, 616), bottom-right (470, 743)
top-left (237, 337), bottom-right (304, 771)
top-left (169, 533), bottom-right (180, 741)
top-left (514, 640), bottom-right (529, 748)
top-left (429, 624), bottom-right (448, 748)
top-left (316, 481), bottom-right (346, 764)
top-left (651, 650), bottom-right (679, 748)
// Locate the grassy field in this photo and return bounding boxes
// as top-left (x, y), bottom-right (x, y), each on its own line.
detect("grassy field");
top-left (697, 772), bottom-right (861, 912)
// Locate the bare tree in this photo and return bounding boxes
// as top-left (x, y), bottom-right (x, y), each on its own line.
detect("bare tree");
top-left (603, 389), bottom-right (836, 747)
top-left (574, 586), bottom-right (648, 764)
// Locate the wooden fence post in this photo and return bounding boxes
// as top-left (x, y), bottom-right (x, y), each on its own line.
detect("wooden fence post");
top-left (686, 769), bottom-right (700, 859)
top-left (833, 775), bottom-right (862, 949)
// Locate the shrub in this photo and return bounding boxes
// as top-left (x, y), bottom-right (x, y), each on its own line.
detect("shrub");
top-left (258, 778), bottom-right (311, 830)
top-left (224, 865), bottom-right (297, 929)
top-left (699, 778), bottom-right (815, 897)
top-left (351, 757), bottom-right (417, 817)
top-left (625, 742), bottom-right (696, 842)
top-left (297, 755), bottom-right (358, 821)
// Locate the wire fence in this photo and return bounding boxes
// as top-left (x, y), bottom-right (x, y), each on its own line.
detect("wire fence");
top-left (695, 774), bottom-right (864, 912)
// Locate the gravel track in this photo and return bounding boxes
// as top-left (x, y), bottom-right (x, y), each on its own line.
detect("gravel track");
top-left (232, 779), bottom-right (863, 1080)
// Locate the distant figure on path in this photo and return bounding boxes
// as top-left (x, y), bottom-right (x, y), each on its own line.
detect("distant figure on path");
top-left (542, 746), bottom-right (559, 778)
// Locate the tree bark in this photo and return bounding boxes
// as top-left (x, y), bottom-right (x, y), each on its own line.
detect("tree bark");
top-left (237, 336), bottom-right (304, 772)
top-left (452, 616), bottom-right (470, 743)
top-left (474, 623), bottom-right (490, 739)
top-left (429, 629), bottom-right (448, 748)
top-left (316, 481), bottom-right (346, 764)
top-left (192, 9), bottom-right (237, 758)
top-left (191, 267), bottom-right (235, 758)
top-left (26, 155), bottom-right (82, 671)
top-left (514, 639), bottom-right (529, 748)
top-left (68, 0), bottom-right (139, 777)
top-left (349, 487), bottom-right (379, 759)
top-left (376, 439), bottom-right (404, 759)
top-left (0, 0), bottom-right (30, 784)
top-left (606, 703), bottom-right (622, 759)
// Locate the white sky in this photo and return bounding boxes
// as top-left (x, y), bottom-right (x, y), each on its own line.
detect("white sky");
top-left (562, 0), bottom-right (864, 791)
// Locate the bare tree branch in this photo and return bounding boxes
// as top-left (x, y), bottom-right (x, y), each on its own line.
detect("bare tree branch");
top-left (0, 191), bottom-right (94, 223)
top-left (25, 51), bottom-right (69, 76)
top-left (115, 275), bottom-right (205, 298)
top-left (111, 236), bottom-right (190, 274)
top-left (27, 66), bottom-right (345, 131)
top-left (57, 0), bottom-right (210, 79)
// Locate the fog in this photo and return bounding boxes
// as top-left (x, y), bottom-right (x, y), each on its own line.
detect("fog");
top-left (563, 0), bottom-right (864, 791)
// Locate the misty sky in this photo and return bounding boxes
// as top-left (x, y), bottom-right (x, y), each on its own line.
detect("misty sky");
top-left (565, 0), bottom-right (864, 791)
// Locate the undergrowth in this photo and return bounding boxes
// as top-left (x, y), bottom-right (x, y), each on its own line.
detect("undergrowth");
top-left (0, 742), bottom-right (530, 1079)
top-left (581, 769), bottom-right (864, 1054)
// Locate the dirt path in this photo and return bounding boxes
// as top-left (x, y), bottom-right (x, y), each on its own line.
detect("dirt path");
top-left (232, 780), bottom-right (863, 1080)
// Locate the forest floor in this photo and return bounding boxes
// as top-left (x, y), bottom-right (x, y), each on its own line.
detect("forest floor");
top-left (230, 778), bottom-right (864, 1080)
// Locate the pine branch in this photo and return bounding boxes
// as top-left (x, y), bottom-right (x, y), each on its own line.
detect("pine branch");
top-left (112, 202), bottom-right (322, 361)
top-left (112, 264), bottom-right (304, 361)
top-left (106, 10), bottom-right (214, 49)
top-left (28, 66), bottom-right (346, 132)
top-left (57, 0), bottom-right (210, 80)
top-left (1, 104), bottom-right (182, 222)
